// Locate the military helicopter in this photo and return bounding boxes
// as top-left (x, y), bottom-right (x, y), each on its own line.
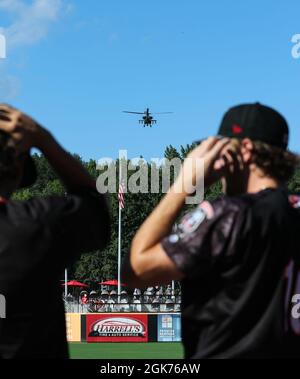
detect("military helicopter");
top-left (123, 108), bottom-right (172, 127)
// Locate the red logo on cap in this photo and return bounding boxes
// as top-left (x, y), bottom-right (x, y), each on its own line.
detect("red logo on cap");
top-left (232, 124), bottom-right (243, 134)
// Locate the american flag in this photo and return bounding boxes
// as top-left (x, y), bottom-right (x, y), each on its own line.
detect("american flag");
top-left (118, 181), bottom-right (125, 210)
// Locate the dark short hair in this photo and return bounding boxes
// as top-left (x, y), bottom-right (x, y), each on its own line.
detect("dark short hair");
top-left (0, 130), bottom-right (18, 182)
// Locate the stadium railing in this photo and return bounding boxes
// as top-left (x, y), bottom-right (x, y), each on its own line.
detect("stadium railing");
top-left (64, 301), bottom-right (181, 313)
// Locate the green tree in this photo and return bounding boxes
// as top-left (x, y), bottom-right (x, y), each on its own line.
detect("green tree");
top-left (12, 146), bottom-right (300, 284)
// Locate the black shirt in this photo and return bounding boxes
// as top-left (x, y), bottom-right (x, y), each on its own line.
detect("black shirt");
top-left (0, 189), bottom-right (110, 359)
top-left (162, 188), bottom-right (300, 358)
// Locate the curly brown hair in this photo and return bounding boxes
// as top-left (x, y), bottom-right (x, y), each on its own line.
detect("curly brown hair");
top-left (252, 141), bottom-right (299, 183)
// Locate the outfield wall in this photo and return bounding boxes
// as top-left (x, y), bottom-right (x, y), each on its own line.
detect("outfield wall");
top-left (66, 313), bottom-right (182, 342)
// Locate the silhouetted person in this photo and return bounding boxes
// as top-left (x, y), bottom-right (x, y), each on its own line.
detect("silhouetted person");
top-left (0, 105), bottom-right (110, 358)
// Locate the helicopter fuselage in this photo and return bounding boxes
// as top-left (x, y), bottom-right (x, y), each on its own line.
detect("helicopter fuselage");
top-left (123, 108), bottom-right (170, 127)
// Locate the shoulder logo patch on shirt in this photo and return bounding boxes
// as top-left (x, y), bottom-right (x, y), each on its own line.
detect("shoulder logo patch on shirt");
top-left (167, 201), bottom-right (214, 243)
top-left (177, 206), bottom-right (207, 237)
top-left (289, 195), bottom-right (300, 209)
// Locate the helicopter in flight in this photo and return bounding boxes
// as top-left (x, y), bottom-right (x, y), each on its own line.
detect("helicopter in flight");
top-left (123, 108), bottom-right (172, 127)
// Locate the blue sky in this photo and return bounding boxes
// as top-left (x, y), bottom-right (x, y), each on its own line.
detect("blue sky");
top-left (1, 0), bottom-right (300, 161)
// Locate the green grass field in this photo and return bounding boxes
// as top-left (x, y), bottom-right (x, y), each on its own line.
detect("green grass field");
top-left (69, 342), bottom-right (184, 359)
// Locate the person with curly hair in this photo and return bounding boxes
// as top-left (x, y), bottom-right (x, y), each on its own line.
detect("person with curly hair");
top-left (124, 103), bottom-right (300, 358)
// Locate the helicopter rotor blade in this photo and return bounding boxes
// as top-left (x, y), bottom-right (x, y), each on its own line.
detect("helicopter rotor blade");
top-left (152, 112), bottom-right (173, 114)
top-left (123, 111), bottom-right (144, 115)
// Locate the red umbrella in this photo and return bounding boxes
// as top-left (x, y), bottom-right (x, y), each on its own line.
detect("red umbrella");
top-left (61, 280), bottom-right (88, 287)
top-left (99, 280), bottom-right (126, 286)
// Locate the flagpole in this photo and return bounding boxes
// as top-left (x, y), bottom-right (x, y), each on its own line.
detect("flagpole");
top-left (118, 207), bottom-right (122, 302)
top-left (117, 162), bottom-right (122, 303)
top-left (64, 190), bottom-right (68, 300)
top-left (64, 268), bottom-right (68, 298)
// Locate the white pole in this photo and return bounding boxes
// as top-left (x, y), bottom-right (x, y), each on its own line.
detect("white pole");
top-left (118, 206), bottom-right (122, 303)
top-left (64, 191), bottom-right (68, 300)
top-left (64, 268), bottom-right (68, 298)
top-left (172, 280), bottom-right (175, 296)
top-left (117, 162), bottom-right (122, 304)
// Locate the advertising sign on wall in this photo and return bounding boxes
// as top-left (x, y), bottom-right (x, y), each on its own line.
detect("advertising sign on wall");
top-left (65, 313), bottom-right (81, 342)
top-left (157, 314), bottom-right (181, 342)
top-left (86, 314), bottom-right (148, 342)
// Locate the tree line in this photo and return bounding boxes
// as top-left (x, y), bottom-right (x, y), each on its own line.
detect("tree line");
top-left (13, 145), bottom-right (300, 286)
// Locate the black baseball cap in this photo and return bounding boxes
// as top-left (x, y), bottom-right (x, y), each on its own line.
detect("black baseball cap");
top-left (218, 103), bottom-right (289, 150)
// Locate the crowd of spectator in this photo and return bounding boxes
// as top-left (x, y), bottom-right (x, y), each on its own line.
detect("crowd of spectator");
top-left (64, 284), bottom-right (181, 313)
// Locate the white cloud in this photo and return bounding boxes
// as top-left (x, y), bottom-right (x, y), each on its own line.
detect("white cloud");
top-left (0, 1), bottom-right (70, 100)
top-left (0, 0), bottom-right (26, 13)
top-left (0, 0), bottom-right (66, 48)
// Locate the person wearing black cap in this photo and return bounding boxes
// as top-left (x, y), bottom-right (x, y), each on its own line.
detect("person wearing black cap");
top-left (123, 102), bottom-right (300, 358)
top-left (0, 104), bottom-right (110, 358)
